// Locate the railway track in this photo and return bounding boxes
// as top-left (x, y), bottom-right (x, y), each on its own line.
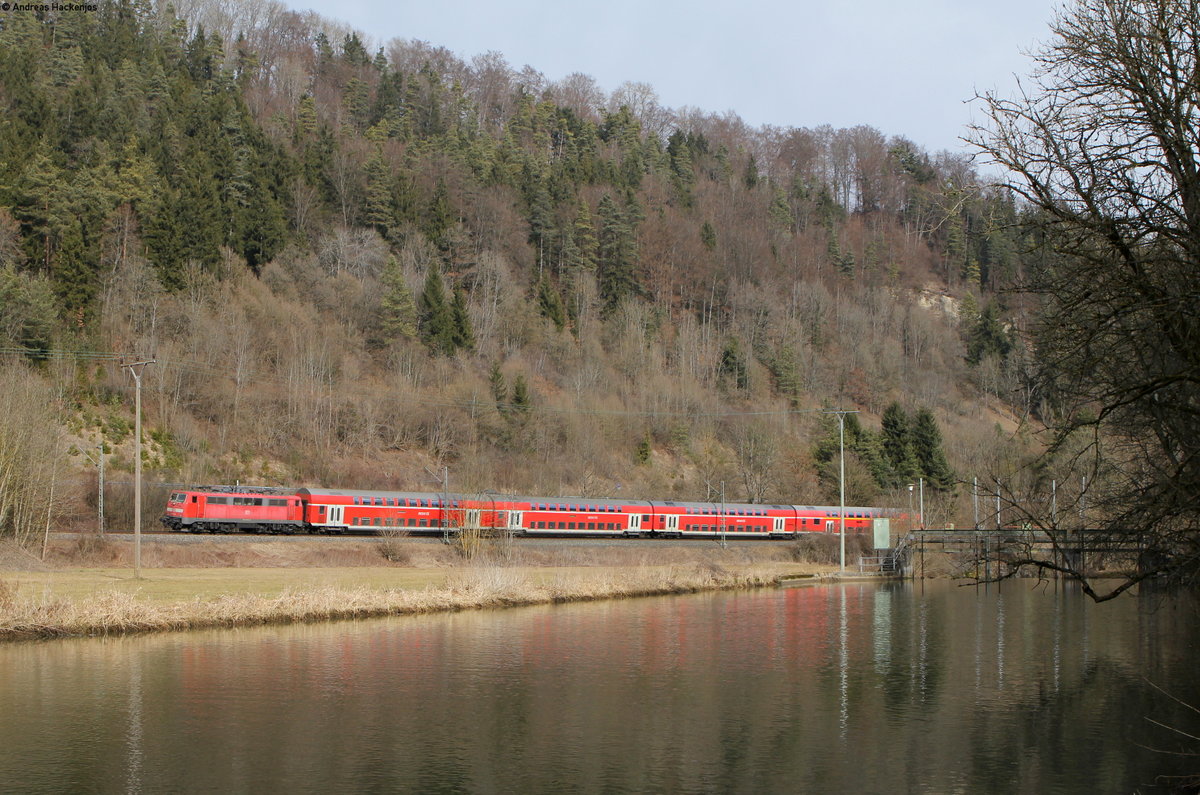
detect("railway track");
top-left (55, 530), bottom-right (794, 549)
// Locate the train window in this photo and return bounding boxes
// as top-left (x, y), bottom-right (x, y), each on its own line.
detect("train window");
top-left (587, 523), bottom-right (595, 530)
top-left (373, 518), bottom-right (381, 526)
top-left (419, 519), bottom-right (427, 528)
top-left (268, 499), bottom-right (286, 507)
top-left (568, 522), bottom-right (576, 530)
top-left (253, 498), bottom-right (263, 506)
top-left (192, 496), bottom-right (199, 503)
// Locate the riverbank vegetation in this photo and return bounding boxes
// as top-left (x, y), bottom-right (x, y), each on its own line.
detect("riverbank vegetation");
top-left (0, 537), bottom-right (830, 642)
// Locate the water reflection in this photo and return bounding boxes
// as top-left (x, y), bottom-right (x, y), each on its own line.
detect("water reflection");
top-left (0, 582), bottom-right (1196, 793)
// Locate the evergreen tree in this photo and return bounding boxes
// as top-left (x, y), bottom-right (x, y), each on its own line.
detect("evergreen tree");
top-left (769, 188), bottom-right (793, 232)
top-left (510, 374), bottom-right (532, 418)
top-left (880, 402), bottom-right (920, 487)
top-left (536, 274), bottom-right (566, 331)
top-left (424, 178), bottom-right (454, 251)
top-left (912, 408), bottom-right (955, 491)
top-left (719, 337), bottom-right (749, 390)
top-left (744, 154), bottom-right (760, 189)
top-left (489, 362), bottom-right (507, 412)
top-left (363, 148), bottom-right (394, 236)
top-left (418, 264), bottom-right (456, 355)
top-left (966, 302), bottom-right (1012, 365)
top-left (569, 202), bottom-right (597, 272)
top-left (379, 256), bottom-right (418, 341)
top-left (596, 193), bottom-right (639, 314)
top-left (450, 285), bottom-right (474, 351)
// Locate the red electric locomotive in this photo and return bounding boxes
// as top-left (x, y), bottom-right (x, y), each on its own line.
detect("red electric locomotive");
top-left (162, 486), bottom-right (306, 533)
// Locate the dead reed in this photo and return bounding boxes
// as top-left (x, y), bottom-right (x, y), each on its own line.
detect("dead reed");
top-left (0, 563), bottom-right (791, 642)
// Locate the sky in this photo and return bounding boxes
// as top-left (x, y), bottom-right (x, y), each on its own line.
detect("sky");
top-left (289, 0), bottom-right (1062, 156)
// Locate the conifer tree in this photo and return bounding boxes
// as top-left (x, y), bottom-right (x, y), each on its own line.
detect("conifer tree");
top-left (596, 193), bottom-right (639, 314)
top-left (881, 402), bottom-right (920, 487)
top-left (536, 274), bottom-right (566, 331)
top-left (419, 263), bottom-right (456, 354)
top-left (379, 256), bottom-right (418, 341)
top-left (363, 148), bottom-right (394, 236)
top-left (966, 302), bottom-right (1012, 365)
top-left (489, 363), bottom-right (507, 413)
top-left (569, 202), bottom-right (597, 272)
top-left (424, 178), bottom-right (454, 251)
top-left (769, 188), bottom-right (793, 232)
top-left (719, 337), bottom-right (748, 390)
top-left (450, 285), bottom-right (474, 351)
top-left (510, 374), bottom-right (531, 415)
top-left (912, 408), bottom-right (955, 491)
top-left (744, 154), bottom-right (760, 189)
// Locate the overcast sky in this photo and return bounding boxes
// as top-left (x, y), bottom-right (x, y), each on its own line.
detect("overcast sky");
top-left (288, 0), bottom-right (1061, 156)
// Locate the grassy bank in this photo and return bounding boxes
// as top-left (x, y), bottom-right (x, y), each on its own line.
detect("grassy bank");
top-left (0, 536), bottom-right (833, 642)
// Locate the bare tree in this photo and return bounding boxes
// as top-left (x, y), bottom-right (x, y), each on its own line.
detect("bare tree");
top-left (971, 0), bottom-right (1200, 598)
top-left (0, 363), bottom-right (64, 548)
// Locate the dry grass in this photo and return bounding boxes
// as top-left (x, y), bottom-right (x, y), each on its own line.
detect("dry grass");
top-left (0, 561), bottom-right (809, 642)
top-left (0, 535), bottom-right (839, 642)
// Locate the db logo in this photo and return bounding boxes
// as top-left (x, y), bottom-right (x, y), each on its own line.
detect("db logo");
top-left (0, 3), bottom-right (10, 9)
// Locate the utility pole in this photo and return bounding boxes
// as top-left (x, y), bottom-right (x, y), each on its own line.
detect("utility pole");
top-left (427, 466), bottom-right (450, 543)
top-left (919, 477), bottom-right (925, 530)
top-left (973, 476), bottom-right (979, 530)
top-left (122, 359), bottom-right (154, 579)
top-left (720, 480), bottom-right (726, 549)
top-left (78, 442), bottom-right (106, 536)
top-left (824, 408), bottom-right (859, 572)
top-left (995, 481), bottom-right (1002, 531)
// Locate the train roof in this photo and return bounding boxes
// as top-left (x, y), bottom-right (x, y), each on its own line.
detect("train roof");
top-left (183, 485), bottom-right (293, 495)
top-left (295, 488), bottom-right (652, 507)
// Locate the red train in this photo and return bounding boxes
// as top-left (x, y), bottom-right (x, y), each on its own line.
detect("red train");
top-left (161, 485), bottom-right (889, 540)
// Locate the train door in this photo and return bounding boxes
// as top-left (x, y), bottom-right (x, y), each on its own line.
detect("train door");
top-left (508, 511), bottom-right (524, 534)
top-left (466, 509), bottom-right (481, 530)
top-left (664, 514), bottom-right (680, 537)
top-left (329, 506), bottom-right (344, 527)
top-left (773, 517), bottom-right (786, 537)
top-left (625, 514), bottom-right (642, 537)
top-left (826, 519), bottom-right (836, 533)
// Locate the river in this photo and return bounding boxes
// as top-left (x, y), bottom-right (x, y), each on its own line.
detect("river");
top-left (0, 580), bottom-right (1196, 793)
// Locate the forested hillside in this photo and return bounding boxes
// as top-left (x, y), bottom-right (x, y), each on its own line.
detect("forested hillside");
top-left (0, 0), bottom-right (1035, 535)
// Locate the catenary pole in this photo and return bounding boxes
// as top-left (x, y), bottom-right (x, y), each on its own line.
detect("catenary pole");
top-left (824, 408), bottom-right (858, 572)
top-left (122, 359), bottom-right (154, 579)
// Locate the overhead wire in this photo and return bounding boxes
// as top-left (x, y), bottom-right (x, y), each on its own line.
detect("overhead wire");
top-left (1, 345), bottom-right (841, 419)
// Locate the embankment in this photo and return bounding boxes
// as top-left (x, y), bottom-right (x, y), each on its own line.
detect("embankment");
top-left (0, 536), bottom-right (837, 642)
